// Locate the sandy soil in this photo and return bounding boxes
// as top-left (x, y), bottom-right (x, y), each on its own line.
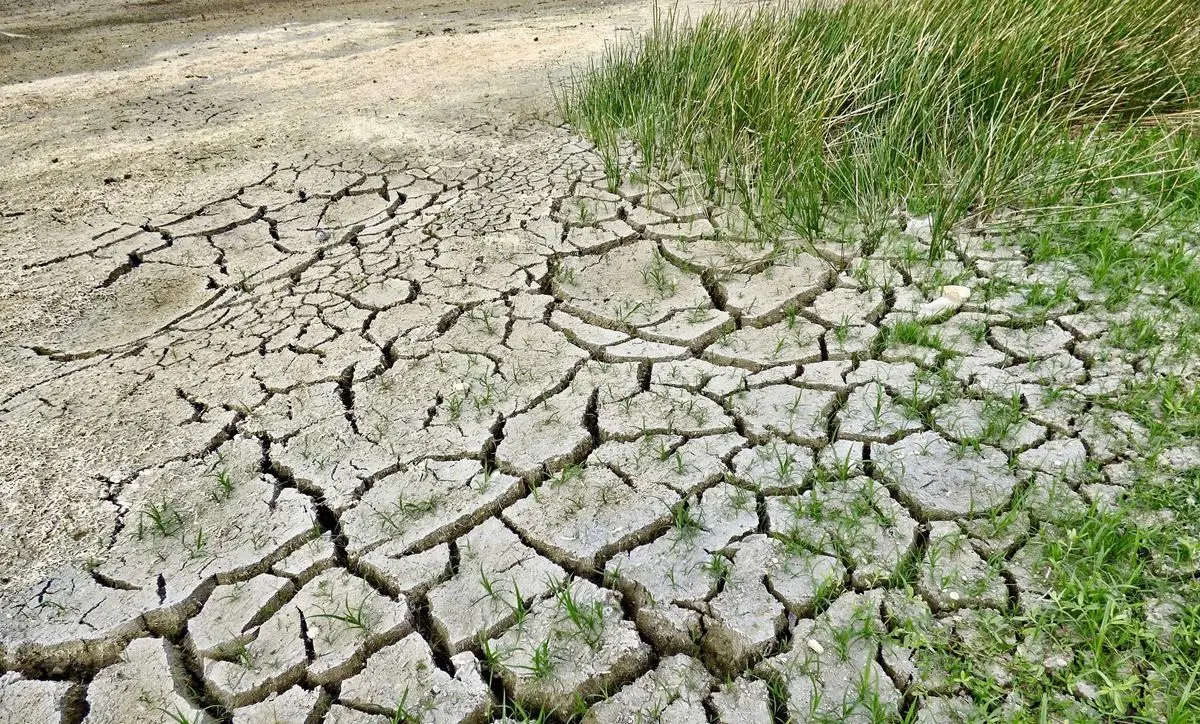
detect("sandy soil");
top-left (0, 0), bottom-right (723, 592)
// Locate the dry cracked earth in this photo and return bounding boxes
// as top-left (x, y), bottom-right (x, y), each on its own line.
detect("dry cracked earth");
top-left (1, 124), bottom-right (1170, 722)
top-left (0, 4), bottom-right (1186, 722)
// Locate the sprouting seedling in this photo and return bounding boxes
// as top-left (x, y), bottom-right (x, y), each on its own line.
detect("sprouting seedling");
top-left (528, 639), bottom-right (555, 679)
top-left (188, 527), bottom-right (208, 558)
top-left (550, 463), bottom-right (585, 488)
top-left (578, 203), bottom-right (595, 225)
top-left (643, 249), bottom-right (681, 297)
top-left (614, 299), bottom-right (645, 324)
top-left (152, 706), bottom-right (203, 724)
top-left (477, 565), bottom-right (501, 603)
top-left (310, 595), bottom-right (376, 633)
top-left (728, 483), bottom-right (754, 511)
top-left (137, 498), bottom-right (184, 539)
top-left (376, 494), bottom-right (440, 533)
top-left (784, 302), bottom-right (801, 330)
top-left (652, 437), bottom-right (673, 461)
top-left (556, 584), bottom-right (605, 646)
top-left (771, 444), bottom-right (797, 483)
top-left (671, 449), bottom-right (687, 475)
top-left (478, 635), bottom-right (503, 670)
top-left (389, 688), bottom-right (423, 724)
top-left (509, 580), bottom-right (531, 625)
top-left (475, 305), bottom-right (497, 334)
top-left (669, 500), bottom-right (705, 542)
top-left (211, 468), bottom-right (234, 502)
top-left (701, 552), bottom-right (731, 582)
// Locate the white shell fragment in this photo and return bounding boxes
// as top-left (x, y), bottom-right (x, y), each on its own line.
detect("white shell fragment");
top-left (916, 285), bottom-right (971, 321)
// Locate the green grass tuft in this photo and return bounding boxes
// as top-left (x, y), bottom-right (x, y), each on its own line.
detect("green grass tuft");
top-left (559, 0), bottom-right (1200, 258)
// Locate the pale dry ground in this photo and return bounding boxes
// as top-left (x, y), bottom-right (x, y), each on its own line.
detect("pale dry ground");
top-left (0, 0), bottom-right (730, 594)
top-left (0, 1), bottom-right (1171, 721)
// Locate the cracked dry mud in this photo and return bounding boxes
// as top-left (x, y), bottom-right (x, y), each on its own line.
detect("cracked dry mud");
top-left (0, 13), bottom-right (1180, 723)
top-left (0, 131), bottom-right (1168, 720)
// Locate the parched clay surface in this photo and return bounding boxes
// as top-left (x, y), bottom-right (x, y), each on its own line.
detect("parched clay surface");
top-left (0, 0), bottom-right (1175, 720)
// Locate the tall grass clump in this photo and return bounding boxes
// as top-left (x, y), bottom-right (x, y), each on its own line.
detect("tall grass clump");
top-left (558, 0), bottom-right (1200, 255)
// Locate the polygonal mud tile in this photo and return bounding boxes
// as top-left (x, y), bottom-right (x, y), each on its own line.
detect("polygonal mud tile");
top-left (293, 569), bottom-right (411, 685)
top-left (1005, 532), bottom-right (1056, 615)
top-left (836, 382), bottom-right (925, 443)
top-left (758, 590), bottom-right (900, 722)
top-left (1077, 409), bottom-right (1147, 463)
top-left (710, 677), bottom-right (773, 724)
top-left (932, 398), bottom-right (1047, 453)
top-left (703, 535), bottom-right (843, 675)
top-left (502, 464), bottom-right (677, 573)
top-left (730, 442), bottom-right (815, 493)
top-left (608, 483), bottom-right (759, 651)
top-left (767, 476), bottom-right (918, 588)
top-left (84, 638), bottom-right (210, 724)
top-left (659, 236), bottom-right (766, 271)
top-left (338, 634), bottom-right (491, 721)
top-left (598, 386), bottom-right (734, 441)
top-left (603, 337), bottom-right (691, 362)
top-left (583, 654), bottom-right (713, 723)
top-left (355, 543), bottom-right (449, 599)
top-left (186, 575), bottom-right (296, 658)
top-left (726, 384), bottom-right (835, 447)
top-left (824, 323), bottom-right (880, 360)
top-left (990, 324), bottom-right (1073, 361)
top-left (593, 433), bottom-right (744, 496)
top-left (924, 312), bottom-right (995, 355)
top-left (495, 394), bottom-right (592, 477)
top-left (959, 510), bottom-right (1030, 559)
top-left (915, 695), bottom-right (979, 723)
top-left (97, 436), bottom-right (318, 625)
top-left (322, 705), bottom-right (388, 723)
top-left (427, 518), bottom-right (567, 654)
top-left (198, 589), bottom-right (305, 708)
top-left (816, 440), bottom-right (867, 478)
top-left (1057, 312), bottom-right (1108, 341)
top-left (811, 288), bottom-right (886, 327)
top-left (555, 240), bottom-right (712, 329)
top-left (1018, 472), bottom-right (1090, 524)
top-left (879, 591), bottom-right (955, 696)
top-left (914, 522), bottom-right (1008, 611)
top-left (797, 359), bottom-right (852, 390)
top-left (1005, 352), bottom-right (1086, 386)
top-left (550, 310), bottom-right (630, 350)
top-left (271, 533), bottom-right (337, 585)
top-left (879, 342), bottom-right (940, 367)
top-left (488, 578), bottom-right (650, 715)
top-left (857, 359), bottom-right (955, 400)
top-left (702, 320), bottom-right (823, 371)
top-left (266, 416), bottom-right (391, 514)
top-left (873, 431), bottom-right (1019, 519)
top-left (716, 254), bottom-right (833, 326)
top-left (651, 358), bottom-right (729, 390)
top-left (0, 673), bottom-right (78, 724)
top-left (641, 305), bottom-right (735, 346)
top-left (341, 460), bottom-right (522, 558)
top-left (1017, 438), bottom-right (1088, 482)
top-left (1080, 483), bottom-right (1125, 513)
top-left (645, 217), bottom-right (718, 240)
top-left (203, 569), bottom-right (409, 708)
top-left (231, 686), bottom-right (322, 723)
top-left (0, 570), bottom-right (159, 678)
